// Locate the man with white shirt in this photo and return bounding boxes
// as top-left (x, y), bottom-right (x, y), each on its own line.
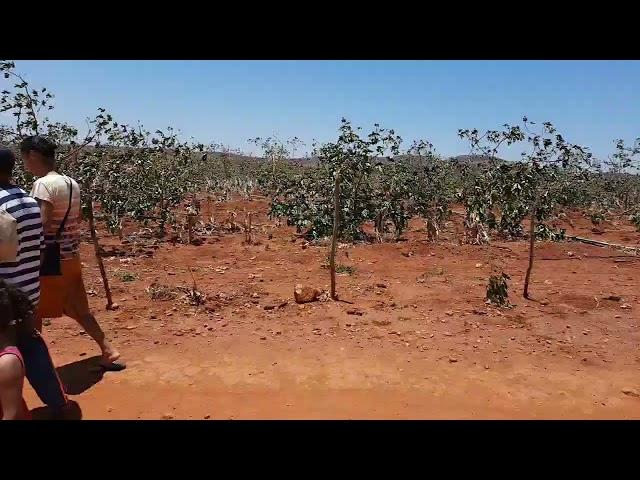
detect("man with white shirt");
top-left (20, 136), bottom-right (123, 370)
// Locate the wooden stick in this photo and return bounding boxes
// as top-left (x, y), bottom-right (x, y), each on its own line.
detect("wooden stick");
top-left (330, 173), bottom-right (341, 300)
top-left (86, 195), bottom-right (114, 310)
top-left (523, 201), bottom-right (537, 299)
top-left (187, 214), bottom-right (195, 244)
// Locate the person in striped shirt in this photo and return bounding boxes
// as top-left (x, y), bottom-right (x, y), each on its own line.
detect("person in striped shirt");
top-left (20, 136), bottom-right (123, 370)
top-left (0, 147), bottom-right (71, 418)
top-left (0, 170), bottom-right (42, 304)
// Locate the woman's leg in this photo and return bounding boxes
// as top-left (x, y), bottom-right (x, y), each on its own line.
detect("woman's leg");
top-left (63, 257), bottom-right (122, 367)
top-left (71, 311), bottom-right (121, 365)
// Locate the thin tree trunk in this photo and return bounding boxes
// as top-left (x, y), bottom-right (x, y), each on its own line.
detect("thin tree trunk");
top-left (523, 199), bottom-right (537, 299)
top-left (187, 214), bottom-right (195, 244)
top-left (243, 210), bottom-right (252, 244)
top-left (86, 195), bottom-right (114, 310)
top-left (330, 173), bottom-right (341, 300)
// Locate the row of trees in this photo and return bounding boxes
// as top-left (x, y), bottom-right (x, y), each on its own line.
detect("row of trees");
top-left (1, 61), bottom-right (259, 239)
top-left (2, 60), bottom-right (639, 304)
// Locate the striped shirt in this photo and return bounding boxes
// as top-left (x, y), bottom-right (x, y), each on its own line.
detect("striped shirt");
top-left (31, 172), bottom-right (81, 260)
top-left (0, 184), bottom-right (44, 306)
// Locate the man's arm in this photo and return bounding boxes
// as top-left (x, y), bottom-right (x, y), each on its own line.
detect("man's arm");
top-left (0, 355), bottom-right (25, 420)
top-left (36, 198), bottom-right (54, 233)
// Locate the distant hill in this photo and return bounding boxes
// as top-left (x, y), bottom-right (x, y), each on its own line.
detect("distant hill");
top-left (57, 146), bottom-right (507, 169)
top-left (450, 154), bottom-right (507, 165)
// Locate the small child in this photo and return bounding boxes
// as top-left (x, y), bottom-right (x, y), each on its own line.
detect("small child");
top-left (0, 279), bottom-right (32, 420)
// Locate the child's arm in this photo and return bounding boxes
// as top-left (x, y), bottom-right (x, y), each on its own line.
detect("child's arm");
top-left (0, 355), bottom-right (25, 420)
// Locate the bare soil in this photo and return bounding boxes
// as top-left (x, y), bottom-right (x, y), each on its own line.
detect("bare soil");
top-left (25, 198), bottom-right (640, 419)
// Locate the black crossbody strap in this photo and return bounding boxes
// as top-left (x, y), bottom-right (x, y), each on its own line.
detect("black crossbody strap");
top-left (55, 176), bottom-right (73, 241)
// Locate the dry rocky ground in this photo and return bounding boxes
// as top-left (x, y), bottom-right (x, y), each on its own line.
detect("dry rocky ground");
top-left (25, 198), bottom-right (640, 419)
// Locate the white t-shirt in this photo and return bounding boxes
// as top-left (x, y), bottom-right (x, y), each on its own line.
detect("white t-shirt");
top-left (31, 172), bottom-right (81, 260)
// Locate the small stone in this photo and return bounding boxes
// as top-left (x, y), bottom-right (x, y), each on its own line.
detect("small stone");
top-left (162, 413), bottom-right (174, 420)
top-left (445, 311), bottom-right (453, 316)
top-left (621, 304), bottom-right (632, 310)
top-left (260, 336), bottom-right (267, 340)
top-left (475, 263), bottom-right (482, 268)
top-left (372, 319), bottom-right (391, 326)
top-left (540, 299), bottom-right (550, 306)
top-left (448, 357), bottom-right (458, 363)
top-left (79, 352), bottom-right (87, 357)
top-left (605, 295), bottom-right (622, 301)
top-left (347, 309), bottom-right (364, 316)
top-left (204, 415), bottom-right (211, 419)
top-left (376, 283), bottom-right (387, 289)
top-left (126, 325), bottom-right (137, 330)
top-left (109, 303), bottom-right (120, 310)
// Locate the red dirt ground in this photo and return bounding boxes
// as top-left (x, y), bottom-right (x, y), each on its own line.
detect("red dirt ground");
top-left (24, 198), bottom-right (640, 419)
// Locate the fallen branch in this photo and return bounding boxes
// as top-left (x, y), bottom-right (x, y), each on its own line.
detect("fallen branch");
top-left (567, 236), bottom-right (639, 254)
top-left (538, 254), bottom-right (638, 261)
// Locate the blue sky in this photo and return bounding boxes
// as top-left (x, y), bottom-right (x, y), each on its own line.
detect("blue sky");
top-left (4, 60), bottom-right (639, 159)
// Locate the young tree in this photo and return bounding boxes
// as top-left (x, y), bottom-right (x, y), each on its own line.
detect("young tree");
top-left (315, 119), bottom-right (401, 299)
top-left (519, 118), bottom-right (593, 299)
top-left (459, 118), bottom-right (593, 300)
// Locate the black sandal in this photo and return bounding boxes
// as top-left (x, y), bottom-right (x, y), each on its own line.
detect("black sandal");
top-left (101, 361), bottom-right (127, 372)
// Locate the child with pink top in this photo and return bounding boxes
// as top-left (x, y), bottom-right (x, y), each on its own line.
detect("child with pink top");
top-left (0, 279), bottom-right (32, 420)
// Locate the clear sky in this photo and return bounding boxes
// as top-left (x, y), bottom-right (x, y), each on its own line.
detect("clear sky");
top-left (4, 60), bottom-right (639, 159)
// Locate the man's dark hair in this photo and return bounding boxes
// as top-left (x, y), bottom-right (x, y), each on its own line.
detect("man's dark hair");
top-left (19, 136), bottom-right (57, 164)
top-left (0, 148), bottom-right (16, 176)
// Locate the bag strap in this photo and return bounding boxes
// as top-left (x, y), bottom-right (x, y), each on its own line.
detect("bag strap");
top-left (55, 176), bottom-right (73, 240)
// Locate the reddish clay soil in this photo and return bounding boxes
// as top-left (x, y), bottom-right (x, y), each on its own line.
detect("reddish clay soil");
top-left (24, 198), bottom-right (640, 419)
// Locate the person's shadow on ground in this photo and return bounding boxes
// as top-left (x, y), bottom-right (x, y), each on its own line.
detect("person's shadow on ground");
top-left (56, 355), bottom-right (107, 395)
top-left (31, 400), bottom-right (83, 420)
top-left (30, 356), bottom-right (102, 420)
top-left (30, 356), bottom-right (126, 419)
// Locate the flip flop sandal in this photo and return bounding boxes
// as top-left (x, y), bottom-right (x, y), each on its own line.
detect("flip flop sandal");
top-left (101, 361), bottom-right (127, 372)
